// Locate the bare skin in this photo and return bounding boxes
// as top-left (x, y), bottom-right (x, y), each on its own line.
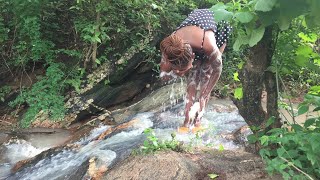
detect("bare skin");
top-left (160, 25), bottom-right (226, 131)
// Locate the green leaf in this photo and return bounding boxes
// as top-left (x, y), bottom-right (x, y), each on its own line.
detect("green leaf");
top-left (305, 14), bottom-right (320, 28)
top-left (266, 117), bottom-right (275, 127)
top-left (291, 124), bottom-right (303, 132)
top-left (214, 9), bottom-right (233, 22)
top-left (151, 3), bottom-right (158, 9)
top-left (208, 173), bottom-right (219, 179)
top-left (257, 10), bottom-right (279, 26)
top-left (296, 45), bottom-right (313, 56)
top-left (260, 135), bottom-right (269, 146)
top-left (295, 55), bottom-right (308, 67)
top-left (249, 26), bottom-right (265, 47)
top-left (247, 134), bottom-right (258, 143)
top-left (298, 32), bottom-right (318, 43)
top-left (309, 86), bottom-right (320, 92)
top-left (233, 34), bottom-right (249, 51)
top-left (210, 3), bottom-right (227, 11)
top-left (234, 12), bottom-right (254, 23)
top-left (255, 0), bottom-right (277, 12)
top-left (279, 164), bottom-right (288, 170)
top-left (234, 87), bottom-right (243, 100)
top-left (83, 35), bottom-right (91, 41)
top-left (94, 36), bottom-right (101, 43)
top-left (152, 141), bottom-right (158, 147)
top-left (297, 105), bottom-right (309, 115)
top-left (233, 72), bottom-right (240, 81)
top-left (266, 66), bottom-right (276, 73)
top-left (293, 160), bottom-right (302, 169)
top-left (277, 147), bottom-right (285, 156)
top-left (237, 61), bottom-right (245, 69)
top-left (218, 144), bottom-right (224, 152)
top-left (305, 62), bottom-right (320, 74)
top-left (95, 58), bottom-right (101, 65)
top-left (278, 15), bottom-right (291, 30)
top-left (304, 118), bottom-right (316, 128)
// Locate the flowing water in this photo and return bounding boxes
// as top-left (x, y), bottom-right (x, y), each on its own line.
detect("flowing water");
top-left (0, 83), bottom-right (249, 179)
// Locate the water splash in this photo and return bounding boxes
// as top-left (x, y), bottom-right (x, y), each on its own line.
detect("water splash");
top-left (6, 113), bottom-right (155, 180)
top-left (2, 98), bottom-right (249, 179)
top-left (3, 139), bottom-right (48, 164)
top-left (76, 125), bottom-right (110, 144)
top-left (153, 101), bottom-right (248, 150)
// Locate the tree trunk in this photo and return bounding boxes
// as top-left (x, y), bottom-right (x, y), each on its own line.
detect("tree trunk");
top-left (233, 26), bottom-right (281, 130)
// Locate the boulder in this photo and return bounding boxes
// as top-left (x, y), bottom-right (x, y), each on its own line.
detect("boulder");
top-left (103, 149), bottom-right (281, 180)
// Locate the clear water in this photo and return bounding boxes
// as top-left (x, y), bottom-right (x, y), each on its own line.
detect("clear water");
top-left (1, 98), bottom-right (249, 180)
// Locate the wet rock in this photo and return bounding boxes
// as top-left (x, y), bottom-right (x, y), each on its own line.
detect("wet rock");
top-left (111, 82), bottom-right (186, 123)
top-left (232, 125), bottom-right (256, 153)
top-left (103, 149), bottom-right (281, 180)
top-left (10, 144), bottom-right (80, 173)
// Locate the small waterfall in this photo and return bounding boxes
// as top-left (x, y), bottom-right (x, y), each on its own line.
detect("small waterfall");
top-left (4, 113), bottom-right (155, 180)
top-left (1, 94), bottom-right (250, 179)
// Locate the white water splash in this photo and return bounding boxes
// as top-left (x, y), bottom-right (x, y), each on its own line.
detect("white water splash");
top-left (76, 125), bottom-right (110, 144)
top-left (6, 113), bottom-right (155, 180)
top-left (105, 112), bottom-right (154, 144)
top-left (1, 99), bottom-right (250, 180)
top-left (154, 101), bottom-right (248, 150)
top-left (3, 139), bottom-right (48, 164)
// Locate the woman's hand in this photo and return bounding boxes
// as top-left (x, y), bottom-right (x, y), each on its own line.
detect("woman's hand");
top-left (219, 43), bottom-right (226, 53)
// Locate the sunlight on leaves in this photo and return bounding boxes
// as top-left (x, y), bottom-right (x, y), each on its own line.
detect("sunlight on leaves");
top-left (234, 87), bottom-right (243, 100)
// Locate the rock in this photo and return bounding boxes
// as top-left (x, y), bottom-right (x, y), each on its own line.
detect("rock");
top-left (111, 82), bottom-right (186, 123)
top-left (232, 125), bottom-right (256, 153)
top-left (103, 149), bottom-right (281, 180)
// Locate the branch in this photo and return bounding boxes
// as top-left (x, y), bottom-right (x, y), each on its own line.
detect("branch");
top-left (280, 157), bottom-right (314, 180)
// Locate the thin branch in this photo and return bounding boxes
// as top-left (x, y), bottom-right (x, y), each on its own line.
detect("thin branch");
top-left (0, 120), bottom-right (12, 125)
top-left (278, 75), bottom-right (296, 124)
top-left (1, 54), bottom-right (14, 77)
top-left (280, 157), bottom-right (314, 180)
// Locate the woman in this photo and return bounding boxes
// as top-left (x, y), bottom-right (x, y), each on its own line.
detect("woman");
top-left (159, 9), bottom-right (232, 133)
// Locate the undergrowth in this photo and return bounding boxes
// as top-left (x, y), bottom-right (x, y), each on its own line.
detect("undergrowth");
top-left (248, 93), bottom-right (320, 180)
top-left (133, 128), bottom-right (183, 154)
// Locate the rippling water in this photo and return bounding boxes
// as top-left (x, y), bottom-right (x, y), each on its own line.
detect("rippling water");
top-left (0, 99), bottom-right (248, 180)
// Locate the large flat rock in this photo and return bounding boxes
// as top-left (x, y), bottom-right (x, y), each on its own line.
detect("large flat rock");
top-left (103, 149), bottom-right (281, 180)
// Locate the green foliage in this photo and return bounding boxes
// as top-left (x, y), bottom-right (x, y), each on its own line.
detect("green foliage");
top-left (211, 0), bottom-right (320, 51)
top-left (0, 86), bottom-right (11, 102)
top-left (1, 0), bottom-right (209, 126)
top-left (9, 63), bottom-right (66, 127)
top-left (138, 128), bottom-right (181, 154)
top-left (234, 87), bottom-right (243, 100)
top-left (272, 20), bottom-right (320, 94)
top-left (250, 93), bottom-right (320, 180)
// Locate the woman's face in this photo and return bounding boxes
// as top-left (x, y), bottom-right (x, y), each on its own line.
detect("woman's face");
top-left (172, 57), bottom-right (194, 76)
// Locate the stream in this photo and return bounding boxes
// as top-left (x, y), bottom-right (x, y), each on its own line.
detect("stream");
top-left (0, 83), bottom-right (250, 180)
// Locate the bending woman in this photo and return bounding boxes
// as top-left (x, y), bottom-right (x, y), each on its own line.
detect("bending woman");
top-left (159, 9), bottom-right (232, 132)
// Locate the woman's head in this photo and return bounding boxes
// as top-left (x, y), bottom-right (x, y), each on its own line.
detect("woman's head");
top-left (160, 34), bottom-right (194, 75)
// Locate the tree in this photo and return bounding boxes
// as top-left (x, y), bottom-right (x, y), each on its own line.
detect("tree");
top-left (211, 0), bottom-right (320, 131)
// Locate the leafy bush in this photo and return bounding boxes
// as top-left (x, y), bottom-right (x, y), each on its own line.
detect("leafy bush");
top-left (138, 128), bottom-right (182, 154)
top-left (0, 86), bottom-right (11, 102)
top-left (9, 63), bottom-right (66, 127)
top-left (257, 93), bottom-right (320, 180)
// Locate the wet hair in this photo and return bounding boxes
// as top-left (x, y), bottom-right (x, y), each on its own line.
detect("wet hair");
top-left (160, 34), bottom-right (193, 69)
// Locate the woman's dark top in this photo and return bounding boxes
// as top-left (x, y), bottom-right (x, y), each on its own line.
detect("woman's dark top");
top-left (176, 9), bottom-right (232, 62)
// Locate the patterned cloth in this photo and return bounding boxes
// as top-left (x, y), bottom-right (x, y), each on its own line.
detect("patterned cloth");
top-left (177, 9), bottom-right (232, 48)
